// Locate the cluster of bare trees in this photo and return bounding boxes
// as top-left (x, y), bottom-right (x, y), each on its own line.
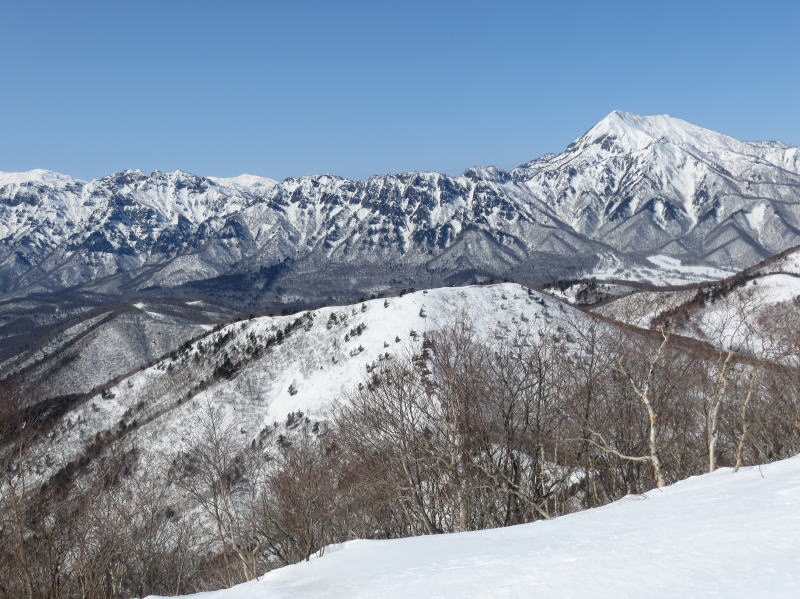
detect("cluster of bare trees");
top-left (0, 426), bottom-right (200, 598)
top-left (2, 312), bottom-right (800, 598)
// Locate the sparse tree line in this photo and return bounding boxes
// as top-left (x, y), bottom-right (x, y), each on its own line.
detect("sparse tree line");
top-left (1, 311), bottom-right (800, 599)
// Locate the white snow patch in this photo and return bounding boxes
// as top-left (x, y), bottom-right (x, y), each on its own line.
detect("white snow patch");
top-left (0, 169), bottom-right (81, 186)
top-left (745, 203), bottom-right (767, 232)
top-left (587, 255), bottom-right (734, 285)
top-left (209, 174), bottom-right (278, 191)
top-left (747, 273), bottom-right (800, 303)
top-left (645, 255), bottom-right (734, 279)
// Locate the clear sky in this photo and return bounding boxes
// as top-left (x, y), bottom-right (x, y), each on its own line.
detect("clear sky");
top-left (1, 0), bottom-right (798, 181)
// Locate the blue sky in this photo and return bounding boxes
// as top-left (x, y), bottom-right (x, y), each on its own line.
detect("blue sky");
top-left (1, 0), bottom-right (798, 181)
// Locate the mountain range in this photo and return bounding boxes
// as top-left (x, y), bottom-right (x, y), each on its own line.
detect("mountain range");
top-left (2, 110), bottom-right (800, 393)
top-left (2, 111), bottom-right (799, 309)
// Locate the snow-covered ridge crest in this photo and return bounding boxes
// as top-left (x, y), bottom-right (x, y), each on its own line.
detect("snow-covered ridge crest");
top-left (0, 168), bottom-right (85, 187)
top-left (27, 283), bottom-right (584, 485)
top-left (208, 173), bottom-right (278, 191)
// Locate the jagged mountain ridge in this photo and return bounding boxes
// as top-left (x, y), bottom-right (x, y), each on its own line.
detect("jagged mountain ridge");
top-left (2, 111), bottom-right (799, 306)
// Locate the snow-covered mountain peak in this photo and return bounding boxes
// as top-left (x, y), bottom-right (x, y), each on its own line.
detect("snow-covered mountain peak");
top-left (0, 168), bottom-right (83, 188)
top-left (582, 110), bottom-right (660, 149)
top-left (209, 173), bottom-right (278, 191)
top-left (576, 110), bottom-right (743, 154)
top-left (504, 111), bottom-right (800, 250)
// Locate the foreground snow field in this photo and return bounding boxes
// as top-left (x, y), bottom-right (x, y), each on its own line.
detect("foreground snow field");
top-left (150, 456), bottom-right (800, 599)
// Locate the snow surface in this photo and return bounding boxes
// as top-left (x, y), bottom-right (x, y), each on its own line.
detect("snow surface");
top-left (150, 455), bottom-right (800, 599)
top-left (690, 273), bottom-right (800, 352)
top-left (743, 273), bottom-right (800, 303)
top-left (586, 254), bottom-right (734, 285)
top-left (208, 174), bottom-right (278, 191)
top-left (25, 284), bottom-right (587, 490)
top-left (746, 203), bottom-right (767, 232)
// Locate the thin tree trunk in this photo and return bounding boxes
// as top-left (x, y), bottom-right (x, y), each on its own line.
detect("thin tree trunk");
top-left (734, 370), bottom-right (757, 472)
top-left (709, 349), bottom-right (736, 472)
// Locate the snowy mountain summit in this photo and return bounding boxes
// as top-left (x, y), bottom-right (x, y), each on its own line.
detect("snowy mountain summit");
top-left (1, 112), bottom-right (799, 307)
top-left (513, 111), bottom-right (800, 258)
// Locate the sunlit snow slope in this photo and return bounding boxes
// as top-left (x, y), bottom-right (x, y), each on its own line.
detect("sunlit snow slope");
top-left (29, 283), bottom-right (586, 488)
top-left (154, 456), bottom-right (800, 599)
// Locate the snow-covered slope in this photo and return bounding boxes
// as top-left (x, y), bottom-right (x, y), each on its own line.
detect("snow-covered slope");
top-left (0, 298), bottom-right (236, 397)
top-left (152, 454), bottom-right (800, 599)
top-left (584, 253), bottom-right (735, 285)
top-left (592, 287), bottom-right (698, 328)
top-left (593, 245), bottom-right (800, 353)
top-left (674, 273), bottom-right (800, 353)
top-left (26, 284), bottom-right (589, 488)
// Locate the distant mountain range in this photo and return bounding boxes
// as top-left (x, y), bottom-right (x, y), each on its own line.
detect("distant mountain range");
top-left (2, 111), bottom-right (799, 309)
